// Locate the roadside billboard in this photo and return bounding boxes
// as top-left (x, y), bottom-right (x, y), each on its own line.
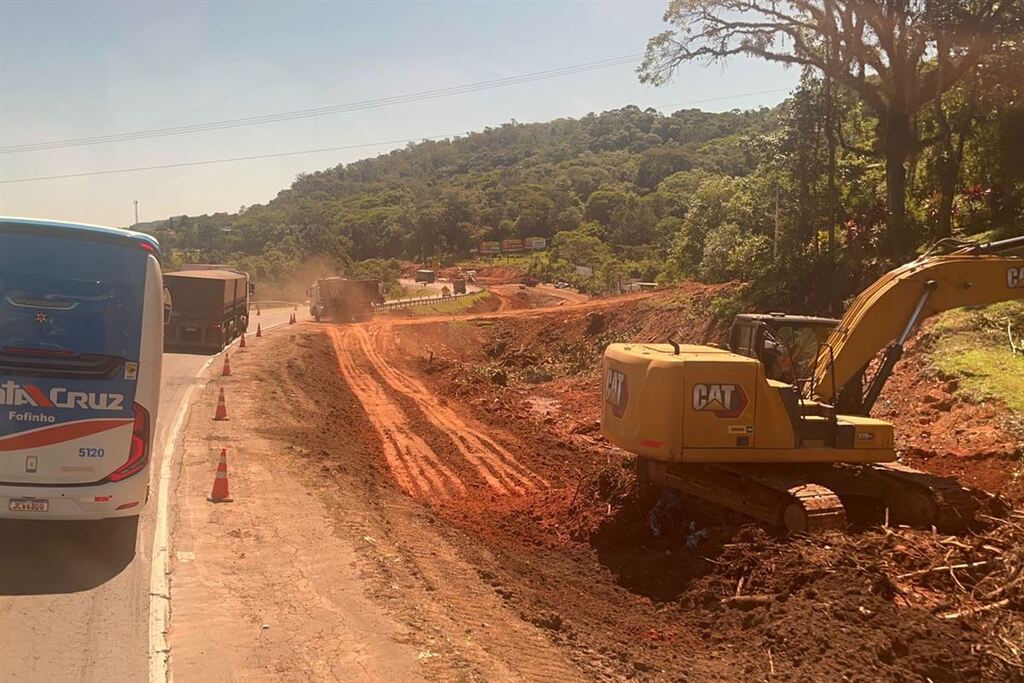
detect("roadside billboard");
top-left (501, 239), bottom-right (524, 252)
top-left (525, 237), bottom-right (547, 251)
top-left (480, 241), bottom-right (501, 255)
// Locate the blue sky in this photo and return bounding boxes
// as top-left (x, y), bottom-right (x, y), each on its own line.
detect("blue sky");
top-left (0, 1), bottom-right (799, 227)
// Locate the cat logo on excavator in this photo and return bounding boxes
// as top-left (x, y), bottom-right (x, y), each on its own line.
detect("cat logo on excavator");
top-left (692, 384), bottom-right (748, 418)
top-left (1009, 267), bottom-right (1023, 289)
top-left (605, 368), bottom-right (628, 418)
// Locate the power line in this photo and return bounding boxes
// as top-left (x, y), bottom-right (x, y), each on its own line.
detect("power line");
top-left (658, 87), bottom-right (792, 109)
top-left (0, 135), bottom-right (453, 183)
top-left (0, 86), bottom-right (797, 185)
top-left (1, 55), bottom-right (641, 154)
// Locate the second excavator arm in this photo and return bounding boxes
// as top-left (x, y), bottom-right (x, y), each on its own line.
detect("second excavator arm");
top-left (812, 234), bottom-right (1024, 411)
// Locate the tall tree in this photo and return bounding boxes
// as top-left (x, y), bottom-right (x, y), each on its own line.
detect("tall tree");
top-left (639, 0), bottom-right (1021, 255)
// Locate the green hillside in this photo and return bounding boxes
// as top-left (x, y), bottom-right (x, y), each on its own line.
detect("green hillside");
top-left (142, 78), bottom-right (1023, 311)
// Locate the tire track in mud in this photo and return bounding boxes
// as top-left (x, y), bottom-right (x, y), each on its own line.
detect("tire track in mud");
top-left (329, 324), bottom-right (546, 501)
top-left (363, 325), bottom-right (547, 493)
top-left (331, 327), bottom-right (466, 499)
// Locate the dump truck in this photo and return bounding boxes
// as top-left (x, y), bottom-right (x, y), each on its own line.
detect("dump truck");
top-left (164, 268), bottom-right (252, 352)
top-left (309, 277), bottom-right (384, 322)
top-left (602, 235), bottom-right (1024, 533)
top-left (414, 269), bottom-right (436, 284)
top-left (452, 278), bottom-right (467, 295)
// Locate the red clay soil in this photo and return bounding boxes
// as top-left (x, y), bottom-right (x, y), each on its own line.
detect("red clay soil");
top-left (469, 266), bottom-right (526, 285)
top-left (225, 285), bottom-right (1018, 681)
top-left (301, 283), bottom-right (1022, 681)
top-left (875, 330), bottom-right (1024, 505)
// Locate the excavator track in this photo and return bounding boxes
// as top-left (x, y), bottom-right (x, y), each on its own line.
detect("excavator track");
top-left (638, 458), bottom-right (986, 534)
top-left (799, 462), bottom-right (982, 532)
top-left (863, 462), bottom-right (981, 532)
top-left (786, 481), bottom-right (849, 533)
top-left (642, 460), bottom-right (847, 533)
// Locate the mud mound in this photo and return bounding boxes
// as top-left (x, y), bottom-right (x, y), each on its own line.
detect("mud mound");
top-left (876, 332), bottom-right (1024, 504)
top-left (471, 266), bottom-right (525, 285)
top-left (480, 282), bottom-right (738, 381)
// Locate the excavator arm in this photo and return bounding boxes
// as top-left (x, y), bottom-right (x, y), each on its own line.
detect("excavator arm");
top-left (812, 235), bottom-right (1024, 409)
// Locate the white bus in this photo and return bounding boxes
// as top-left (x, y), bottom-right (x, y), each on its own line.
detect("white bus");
top-left (0, 217), bottom-right (163, 520)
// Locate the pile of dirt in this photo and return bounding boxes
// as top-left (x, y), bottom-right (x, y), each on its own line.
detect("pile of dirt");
top-left (876, 330), bottom-right (1024, 504)
top-left (477, 282), bottom-right (737, 379)
top-left (470, 265), bottom-right (526, 285)
top-left (426, 262), bottom-right (527, 285)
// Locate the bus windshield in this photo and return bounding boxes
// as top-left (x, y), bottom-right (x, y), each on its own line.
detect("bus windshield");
top-left (0, 232), bottom-right (147, 360)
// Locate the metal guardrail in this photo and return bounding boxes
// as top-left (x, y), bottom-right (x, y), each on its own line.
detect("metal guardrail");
top-left (374, 292), bottom-right (472, 312)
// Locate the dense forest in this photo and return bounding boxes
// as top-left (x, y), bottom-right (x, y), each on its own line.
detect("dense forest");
top-left (144, 2), bottom-right (1023, 313)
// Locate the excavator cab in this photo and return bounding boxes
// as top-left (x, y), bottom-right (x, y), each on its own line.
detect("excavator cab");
top-left (728, 314), bottom-right (838, 388)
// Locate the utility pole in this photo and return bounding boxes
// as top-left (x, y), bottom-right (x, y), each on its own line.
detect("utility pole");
top-left (133, 200), bottom-right (139, 228)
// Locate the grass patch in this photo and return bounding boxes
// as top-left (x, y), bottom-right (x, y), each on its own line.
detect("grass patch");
top-left (928, 302), bottom-right (1024, 412)
top-left (405, 290), bottom-right (494, 316)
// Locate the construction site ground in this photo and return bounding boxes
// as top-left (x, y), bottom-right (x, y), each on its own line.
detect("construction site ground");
top-left (169, 284), bottom-right (1024, 681)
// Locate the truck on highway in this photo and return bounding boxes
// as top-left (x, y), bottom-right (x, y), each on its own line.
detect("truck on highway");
top-left (163, 268), bottom-right (252, 352)
top-left (309, 277), bottom-right (384, 322)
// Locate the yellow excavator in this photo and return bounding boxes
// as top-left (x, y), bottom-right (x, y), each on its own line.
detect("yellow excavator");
top-left (601, 235), bottom-right (1024, 532)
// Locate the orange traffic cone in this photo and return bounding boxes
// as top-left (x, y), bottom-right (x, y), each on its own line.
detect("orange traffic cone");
top-left (208, 449), bottom-right (233, 503)
top-left (221, 352), bottom-right (232, 376)
top-left (214, 388), bottom-right (228, 420)
top-left (256, 323), bottom-right (262, 338)
top-left (239, 333), bottom-right (246, 349)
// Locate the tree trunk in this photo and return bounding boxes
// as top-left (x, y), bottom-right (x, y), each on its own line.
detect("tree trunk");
top-left (935, 97), bottom-right (971, 240)
top-left (935, 141), bottom-right (959, 240)
top-left (882, 108), bottom-right (912, 256)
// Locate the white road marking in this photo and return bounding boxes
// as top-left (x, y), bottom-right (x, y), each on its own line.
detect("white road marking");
top-left (148, 317), bottom-right (291, 682)
top-left (148, 355), bottom-right (213, 683)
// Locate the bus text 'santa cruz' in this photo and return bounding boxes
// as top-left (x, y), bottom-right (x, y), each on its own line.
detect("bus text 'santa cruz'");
top-left (0, 381), bottom-right (125, 411)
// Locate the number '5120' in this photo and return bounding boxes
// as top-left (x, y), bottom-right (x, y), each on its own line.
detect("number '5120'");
top-left (78, 448), bottom-right (105, 458)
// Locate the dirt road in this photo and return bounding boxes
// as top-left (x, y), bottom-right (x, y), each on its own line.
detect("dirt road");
top-left (165, 324), bottom-right (585, 681)
top-left (330, 323), bottom-right (547, 499)
top-left (0, 308), bottom-right (293, 683)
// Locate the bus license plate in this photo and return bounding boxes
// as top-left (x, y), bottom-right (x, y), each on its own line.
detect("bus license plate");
top-left (8, 499), bottom-right (48, 512)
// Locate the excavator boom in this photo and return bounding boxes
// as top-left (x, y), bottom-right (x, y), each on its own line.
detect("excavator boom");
top-left (813, 235), bottom-right (1024, 406)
